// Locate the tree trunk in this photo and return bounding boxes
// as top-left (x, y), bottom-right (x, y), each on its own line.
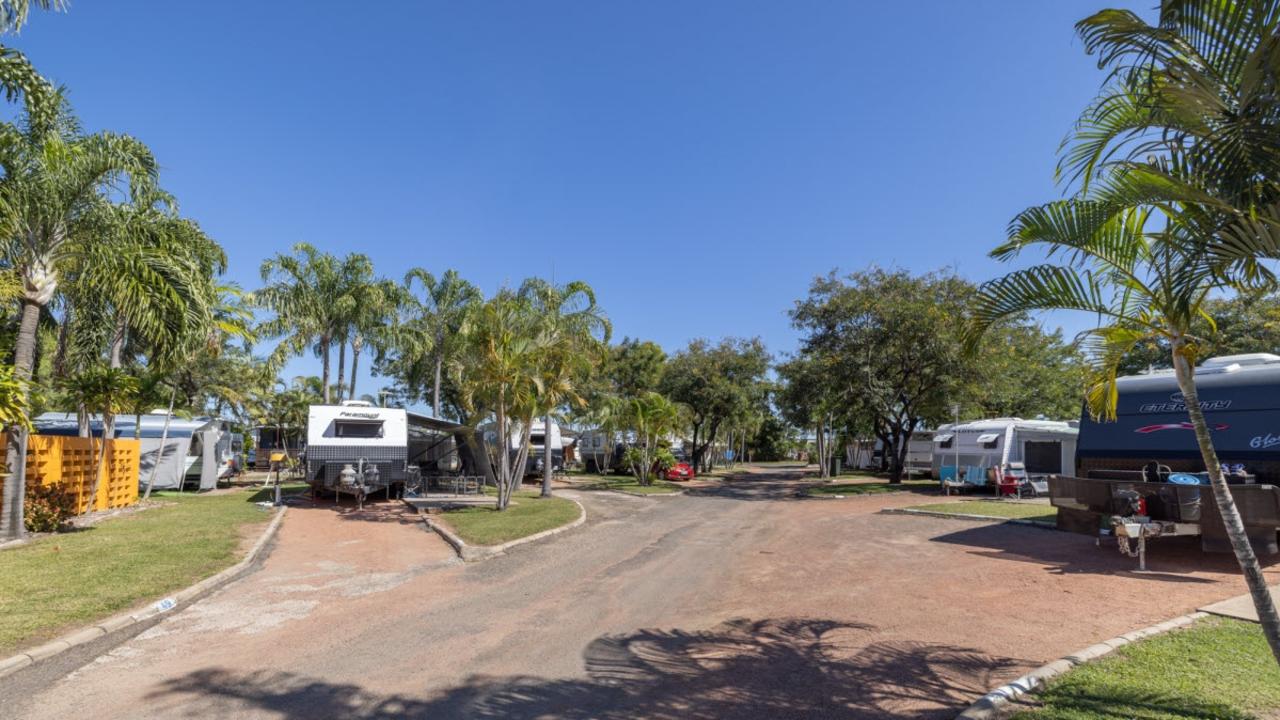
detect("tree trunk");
top-left (542, 413), bottom-right (553, 498)
top-left (1, 300), bottom-right (43, 539)
top-left (109, 316), bottom-right (126, 369)
top-left (336, 341), bottom-right (346, 403)
top-left (1172, 346), bottom-right (1280, 665)
top-left (349, 337), bottom-right (361, 400)
top-left (13, 299), bottom-right (40, 383)
top-left (82, 429), bottom-right (108, 517)
top-left (320, 335), bottom-right (332, 404)
top-left (142, 386), bottom-right (177, 501)
top-left (53, 302), bottom-right (71, 379)
top-left (496, 399), bottom-right (510, 510)
top-left (0, 428), bottom-right (25, 540)
top-left (432, 355), bottom-right (443, 418)
top-left (816, 423), bottom-right (827, 479)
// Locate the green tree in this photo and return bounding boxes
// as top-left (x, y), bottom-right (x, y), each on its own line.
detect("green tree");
top-left (790, 269), bottom-right (972, 482)
top-left (1119, 293), bottom-right (1280, 374)
top-left (59, 366), bottom-right (138, 515)
top-left (395, 268), bottom-right (482, 418)
top-left (607, 338), bottom-right (666, 398)
top-left (452, 290), bottom-right (545, 511)
top-left (520, 278), bottom-right (610, 497)
top-left (969, 0), bottom-right (1280, 664)
top-left (0, 91), bottom-right (157, 539)
top-left (661, 337), bottom-right (770, 472)
top-left (619, 391), bottom-right (681, 486)
top-left (257, 244), bottom-right (364, 404)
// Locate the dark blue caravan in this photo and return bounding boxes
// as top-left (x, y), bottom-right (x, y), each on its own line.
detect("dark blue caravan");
top-left (1076, 354), bottom-right (1280, 482)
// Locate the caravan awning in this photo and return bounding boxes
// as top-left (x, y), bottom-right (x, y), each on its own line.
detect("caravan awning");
top-left (975, 432), bottom-right (1001, 444)
top-left (933, 433), bottom-right (953, 443)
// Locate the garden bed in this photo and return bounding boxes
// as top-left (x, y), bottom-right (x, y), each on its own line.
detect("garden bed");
top-left (437, 490), bottom-right (581, 546)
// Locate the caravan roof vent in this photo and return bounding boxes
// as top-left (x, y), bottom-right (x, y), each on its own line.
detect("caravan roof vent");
top-left (340, 400), bottom-right (374, 408)
top-left (1202, 353), bottom-right (1280, 368)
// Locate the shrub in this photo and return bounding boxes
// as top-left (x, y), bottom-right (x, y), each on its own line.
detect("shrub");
top-left (24, 481), bottom-right (76, 533)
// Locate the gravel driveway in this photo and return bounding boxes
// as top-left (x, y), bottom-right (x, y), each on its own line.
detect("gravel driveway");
top-left (3, 465), bottom-right (1274, 719)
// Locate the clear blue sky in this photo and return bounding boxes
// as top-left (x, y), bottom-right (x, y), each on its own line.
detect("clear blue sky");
top-left (10, 1), bottom-right (1148, 392)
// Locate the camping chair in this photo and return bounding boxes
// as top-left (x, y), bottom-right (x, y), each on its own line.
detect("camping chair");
top-left (940, 465), bottom-right (967, 496)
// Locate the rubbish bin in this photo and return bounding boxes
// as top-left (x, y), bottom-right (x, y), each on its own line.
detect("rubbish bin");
top-left (829, 456), bottom-right (841, 477)
top-left (1167, 473), bottom-right (1202, 522)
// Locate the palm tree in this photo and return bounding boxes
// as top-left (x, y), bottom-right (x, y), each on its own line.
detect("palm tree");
top-left (58, 366), bottom-right (138, 515)
top-left (973, 0), bottom-right (1280, 666)
top-left (346, 278), bottom-right (399, 402)
top-left (401, 269), bottom-right (481, 418)
top-left (257, 244), bottom-right (364, 405)
top-left (519, 278), bottom-right (611, 498)
top-left (0, 91), bottom-right (157, 539)
top-left (452, 290), bottom-right (545, 511)
top-left (0, 0), bottom-right (63, 31)
top-left (621, 391), bottom-right (680, 486)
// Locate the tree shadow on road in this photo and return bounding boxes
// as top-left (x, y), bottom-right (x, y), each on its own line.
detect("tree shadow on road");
top-left (147, 617), bottom-right (1029, 719)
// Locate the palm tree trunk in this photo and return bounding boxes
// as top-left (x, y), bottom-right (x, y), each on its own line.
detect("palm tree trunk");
top-left (12, 299), bottom-right (40, 382)
top-left (83, 430), bottom-right (107, 517)
top-left (142, 386), bottom-right (177, 501)
top-left (1173, 347), bottom-right (1280, 665)
top-left (349, 338), bottom-right (361, 400)
top-left (320, 335), bottom-right (332, 404)
top-left (53, 302), bottom-right (71, 379)
top-left (542, 413), bottom-right (553, 498)
top-left (432, 355), bottom-right (443, 418)
top-left (1, 299), bottom-right (43, 539)
top-left (336, 341), bottom-right (346, 403)
top-left (109, 316), bottom-right (126, 369)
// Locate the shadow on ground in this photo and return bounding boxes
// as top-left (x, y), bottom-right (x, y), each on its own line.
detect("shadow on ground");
top-left (931, 523), bottom-right (1280, 582)
top-left (146, 618), bottom-right (1027, 719)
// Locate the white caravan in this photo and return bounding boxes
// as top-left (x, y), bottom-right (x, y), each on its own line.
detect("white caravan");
top-left (32, 412), bottom-right (232, 491)
top-left (305, 401), bottom-right (409, 492)
top-left (931, 418), bottom-right (1078, 484)
top-left (482, 418), bottom-right (564, 477)
top-left (845, 431), bottom-right (935, 477)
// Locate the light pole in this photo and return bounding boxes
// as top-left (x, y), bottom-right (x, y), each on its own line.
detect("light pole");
top-left (951, 403), bottom-right (961, 483)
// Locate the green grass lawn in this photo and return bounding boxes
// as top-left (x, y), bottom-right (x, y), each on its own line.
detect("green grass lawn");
top-left (1014, 617), bottom-right (1280, 719)
top-left (0, 486), bottom-right (281, 654)
top-left (807, 475), bottom-right (936, 496)
top-left (439, 490), bottom-right (581, 546)
top-left (906, 500), bottom-right (1057, 524)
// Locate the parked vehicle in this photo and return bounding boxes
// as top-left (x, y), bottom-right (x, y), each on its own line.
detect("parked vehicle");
top-left (33, 412), bottom-right (235, 491)
top-left (932, 418), bottom-right (1078, 491)
top-left (1075, 353), bottom-right (1280, 484)
top-left (1052, 353), bottom-right (1280, 555)
top-left (305, 401), bottom-right (409, 500)
top-left (483, 418), bottom-right (564, 478)
top-left (663, 460), bottom-right (696, 481)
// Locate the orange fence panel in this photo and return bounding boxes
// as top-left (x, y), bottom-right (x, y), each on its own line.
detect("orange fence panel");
top-left (4, 435), bottom-right (141, 514)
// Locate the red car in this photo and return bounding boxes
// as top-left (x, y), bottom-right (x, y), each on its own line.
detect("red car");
top-left (662, 461), bottom-right (696, 481)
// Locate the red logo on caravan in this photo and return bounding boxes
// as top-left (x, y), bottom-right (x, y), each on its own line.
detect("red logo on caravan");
top-left (1134, 422), bottom-right (1229, 434)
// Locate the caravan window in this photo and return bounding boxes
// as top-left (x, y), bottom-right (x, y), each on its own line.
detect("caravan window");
top-left (975, 433), bottom-right (1001, 449)
top-left (335, 421), bottom-right (383, 439)
top-left (531, 434), bottom-right (546, 446)
top-left (934, 433), bottom-right (954, 449)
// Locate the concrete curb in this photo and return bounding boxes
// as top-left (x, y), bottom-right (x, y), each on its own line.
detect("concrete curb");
top-left (0, 505), bottom-right (287, 681)
top-left (955, 611), bottom-right (1208, 719)
top-left (423, 495), bottom-right (586, 562)
top-left (880, 507), bottom-right (1057, 529)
